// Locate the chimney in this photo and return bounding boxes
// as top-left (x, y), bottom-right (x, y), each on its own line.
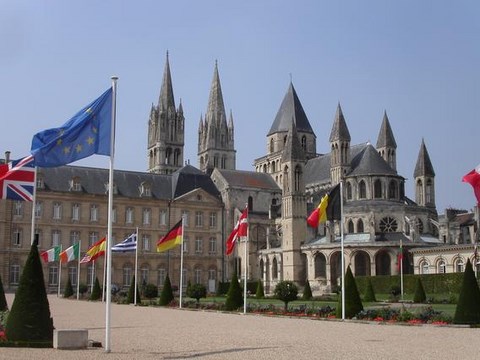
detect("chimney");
top-left (5, 151), bottom-right (11, 163)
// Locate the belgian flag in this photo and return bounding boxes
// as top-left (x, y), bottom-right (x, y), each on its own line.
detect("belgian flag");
top-left (307, 184), bottom-right (341, 227)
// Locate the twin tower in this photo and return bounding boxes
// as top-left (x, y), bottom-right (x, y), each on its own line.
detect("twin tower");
top-left (147, 54), bottom-right (236, 175)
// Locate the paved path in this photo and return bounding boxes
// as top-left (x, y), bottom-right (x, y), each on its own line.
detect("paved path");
top-left (1, 294), bottom-right (478, 359)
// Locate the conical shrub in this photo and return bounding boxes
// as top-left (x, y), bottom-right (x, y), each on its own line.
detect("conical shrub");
top-left (454, 259), bottom-right (480, 324)
top-left (336, 266), bottom-right (363, 319)
top-left (159, 274), bottom-right (174, 306)
top-left (63, 277), bottom-right (74, 298)
top-left (413, 278), bottom-right (426, 303)
top-left (89, 277), bottom-right (102, 301)
top-left (0, 273), bottom-right (8, 311)
top-left (225, 272), bottom-right (243, 311)
top-left (6, 241), bottom-right (54, 343)
top-left (302, 280), bottom-right (313, 300)
top-left (126, 276), bottom-right (142, 304)
top-left (363, 278), bottom-right (377, 302)
top-left (255, 279), bottom-right (265, 299)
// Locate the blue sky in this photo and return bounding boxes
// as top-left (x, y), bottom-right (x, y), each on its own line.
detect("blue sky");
top-left (1, 0), bottom-right (479, 212)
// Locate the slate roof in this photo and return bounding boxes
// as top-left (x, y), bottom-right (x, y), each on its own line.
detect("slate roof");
top-left (348, 144), bottom-right (398, 177)
top-left (414, 139), bottom-right (435, 177)
top-left (376, 111), bottom-right (397, 148)
top-left (171, 165), bottom-right (220, 199)
top-left (215, 169), bottom-right (280, 191)
top-left (267, 82), bottom-right (315, 136)
top-left (329, 103), bottom-right (351, 142)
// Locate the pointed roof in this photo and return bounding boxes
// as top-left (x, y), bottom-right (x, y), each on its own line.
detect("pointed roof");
top-left (268, 82), bottom-right (315, 136)
top-left (282, 121), bottom-right (305, 162)
top-left (348, 144), bottom-right (397, 177)
top-left (171, 165), bottom-right (220, 198)
top-left (159, 52), bottom-right (175, 111)
top-left (329, 103), bottom-right (351, 142)
top-left (414, 139), bottom-right (435, 177)
top-left (376, 111), bottom-right (397, 148)
top-left (206, 60), bottom-right (226, 124)
top-left (228, 109), bottom-right (234, 129)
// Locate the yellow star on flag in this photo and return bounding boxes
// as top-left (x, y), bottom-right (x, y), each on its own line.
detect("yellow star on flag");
top-left (86, 136), bottom-right (95, 145)
top-left (56, 138), bottom-right (63, 146)
top-left (63, 146), bottom-right (71, 154)
top-left (76, 144), bottom-right (83, 153)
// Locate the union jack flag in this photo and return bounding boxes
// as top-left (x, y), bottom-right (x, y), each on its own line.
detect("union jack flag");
top-left (0, 155), bottom-right (35, 201)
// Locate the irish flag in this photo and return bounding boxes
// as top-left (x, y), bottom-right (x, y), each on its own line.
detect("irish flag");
top-left (40, 246), bottom-right (61, 263)
top-left (157, 219), bottom-right (183, 253)
top-left (60, 243), bottom-right (80, 263)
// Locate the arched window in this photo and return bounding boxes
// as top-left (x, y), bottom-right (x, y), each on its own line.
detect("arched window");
top-left (420, 260), bottom-right (429, 274)
top-left (357, 219), bottom-right (364, 233)
top-left (301, 135), bottom-right (307, 151)
top-left (379, 217), bottom-right (398, 232)
top-left (248, 196), bottom-right (253, 212)
top-left (314, 253), bottom-right (326, 278)
top-left (455, 259), bottom-right (465, 273)
top-left (437, 260), bottom-right (446, 274)
top-left (269, 138), bottom-right (274, 153)
top-left (374, 179), bottom-right (382, 199)
top-left (347, 220), bottom-right (354, 233)
top-left (416, 179), bottom-right (423, 204)
top-left (272, 257), bottom-right (278, 280)
top-left (359, 180), bottom-right (367, 199)
top-left (388, 180), bottom-right (398, 199)
top-left (426, 179), bottom-right (432, 204)
top-left (294, 165), bottom-right (301, 192)
top-left (346, 182), bottom-right (352, 200)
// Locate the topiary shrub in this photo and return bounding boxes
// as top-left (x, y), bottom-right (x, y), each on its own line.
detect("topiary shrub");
top-left (454, 259), bottom-right (480, 324)
top-left (0, 274), bottom-right (7, 311)
top-left (255, 279), bottom-right (265, 299)
top-left (225, 272), bottom-right (243, 311)
top-left (159, 274), bottom-right (174, 306)
top-left (63, 277), bottom-right (74, 298)
top-left (274, 281), bottom-right (298, 312)
top-left (363, 278), bottom-right (377, 302)
top-left (5, 241), bottom-right (54, 344)
top-left (89, 277), bottom-right (102, 301)
top-left (78, 283), bottom-right (88, 297)
top-left (336, 266), bottom-right (363, 319)
top-left (413, 278), bottom-right (427, 303)
top-left (187, 284), bottom-right (207, 305)
top-left (143, 284), bottom-right (158, 299)
top-left (302, 280), bottom-right (313, 300)
top-left (126, 276), bottom-right (141, 304)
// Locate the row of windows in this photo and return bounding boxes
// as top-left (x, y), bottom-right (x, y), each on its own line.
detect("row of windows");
top-left (14, 201), bottom-right (218, 229)
top-left (418, 258), bottom-right (475, 274)
top-left (345, 179), bottom-right (403, 201)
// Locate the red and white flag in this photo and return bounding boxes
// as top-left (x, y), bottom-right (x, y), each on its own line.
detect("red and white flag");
top-left (226, 207), bottom-right (248, 255)
top-left (463, 164), bottom-right (480, 205)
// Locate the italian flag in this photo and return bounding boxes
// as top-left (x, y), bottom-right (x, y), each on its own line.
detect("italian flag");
top-left (40, 246), bottom-right (61, 263)
top-left (59, 243), bottom-right (80, 263)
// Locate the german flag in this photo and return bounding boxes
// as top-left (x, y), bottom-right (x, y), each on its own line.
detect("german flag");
top-left (307, 184), bottom-right (341, 227)
top-left (157, 219), bottom-right (183, 253)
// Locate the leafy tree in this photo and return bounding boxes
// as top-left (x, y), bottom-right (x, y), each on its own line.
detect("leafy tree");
top-left (187, 283), bottom-right (207, 305)
top-left (6, 241), bottom-right (54, 343)
top-left (255, 279), bottom-right (265, 299)
top-left (159, 274), bottom-right (174, 306)
top-left (413, 278), bottom-right (426, 303)
top-left (363, 278), bottom-right (377, 302)
top-left (225, 272), bottom-right (243, 311)
top-left (126, 276), bottom-right (142, 304)
top-left (0, 274), bottom-right (7, 311)
top-left (336, 266), bottom-right (363, 319)
top-left (63, 277), bottom-right (74, 298)
top-left (302, 280), bottom-right (313, 300)
top-left (274, 281), bottom-right (298, 312)
top-left (143, 283), bottom-right (158, 299)
top-left (89, 277), bottom-right (102, 301)
top-left (454, 259), bottom-right (480, 324)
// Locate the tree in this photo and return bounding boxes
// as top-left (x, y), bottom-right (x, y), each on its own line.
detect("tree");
top-left (126, 276), bottom-right (142, 304)
top-left (255, 279), bottom-right (265, 299)
top-left (63, 277), bottom-right (74, 298)
top-left (225, 272), bottom-right (243, 311)
top-left (143, 284), bottom-right (158, 299)
top-left (6, 241), bottom-right (54, 343)
top-left (159, 274), bottom-right (174, 306)
top-left (302, 280), bottom-right (313, 300)
top-left (454, 259), bottom-right (480, 324)
top-left (89, 277), bottom-right (102, 301)
top-left (187, 283), bottom-right (207, 305)
top-left (336, 266), bottom-right (363, 319)
top-left (363, 278), bottom-right (377, 302)
top-left (274, 281), bottom-right (298, 312)
top-left (0, 274), bottom-right (8, 311)
top-left (413, 278), bottom-right (426, 303)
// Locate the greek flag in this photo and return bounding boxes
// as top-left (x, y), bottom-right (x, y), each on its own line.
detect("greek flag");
top-left (112, 233), bottom-right (137, 252)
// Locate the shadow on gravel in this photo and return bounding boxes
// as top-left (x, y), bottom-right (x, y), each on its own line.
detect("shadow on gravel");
top-left (160, 346), bottom-right (277, 359)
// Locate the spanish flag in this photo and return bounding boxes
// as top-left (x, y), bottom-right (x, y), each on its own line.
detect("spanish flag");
top-left (157, 219), bottom-right (183, 253)
top-left (80, 237), bottom-right (106, 264)
top-left (307, 184), bottom-right (341, 227)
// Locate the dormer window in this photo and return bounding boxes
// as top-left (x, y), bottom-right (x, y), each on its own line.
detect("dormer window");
top-left (104, 182), bottom-right (118, 195)
top-left (69, 177), bottom-right (82, 192)
top-left (139, 182), bottom-right (151, 197)
top-left (36, 174), bottom-right (45, 190)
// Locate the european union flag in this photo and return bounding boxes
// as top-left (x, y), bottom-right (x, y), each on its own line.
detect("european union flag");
top-left (31, 87), bottom-right (113, 167)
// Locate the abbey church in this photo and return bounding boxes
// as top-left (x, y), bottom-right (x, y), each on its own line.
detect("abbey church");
top-left (1, 54), bottom-right (450, 295)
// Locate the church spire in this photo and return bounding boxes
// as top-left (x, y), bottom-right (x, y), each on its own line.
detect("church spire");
top-left (159, 51), bottom-right (175, 111)
top-left (329, 103), bottom-right (351, 142)
top-left (376, 110), bottom-right (397, 171)
top-left (206, 60), bottom-right (226, 126)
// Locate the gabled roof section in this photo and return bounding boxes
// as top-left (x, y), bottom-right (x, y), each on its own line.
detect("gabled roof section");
top-left (171, 164), bottom-right (220, 199)
top-left (376, 111), bottom-right (397, 148)
top-left (214, 169), bottom-right (280, 191)
top-left (267, 82), bottom-right (315, 136)
top-left (348, 144), bottom-right (397, 177)
top-left (329, 103), bottom-right (351, 142)
top-left (414, 139), bottom-right (435, 178)
top-left (282, 121), bottom-right (305, 162)
top-left (158, 51), bottom-right (175, 111)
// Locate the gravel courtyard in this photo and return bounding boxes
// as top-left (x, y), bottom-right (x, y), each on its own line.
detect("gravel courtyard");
top-left (1, 294), bottom-right (478, 360)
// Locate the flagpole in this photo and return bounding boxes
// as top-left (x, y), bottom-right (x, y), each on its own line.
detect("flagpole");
top-left (57, 245), bottom-right (62, 297)
top-left (91, 260), bottom-right (95, 293)
top-left (105, 76), bottom-right (117, 353)
top-left (77, 240), bottom-right (81, 300)
top-left (30, 166), bottom-right (38, 245)
top-left (102, 249), bottom-right (107, 302)
top-left (134, 227), bottom-right (139, 306)
top-left (400, 239), bottom-right (404, 300)
top-left (179, 216), bottom-right (185, 309)
top-left (243, 207), bottom-right (248, 315)
top-left (340, 181), bottom-right (345, 321)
